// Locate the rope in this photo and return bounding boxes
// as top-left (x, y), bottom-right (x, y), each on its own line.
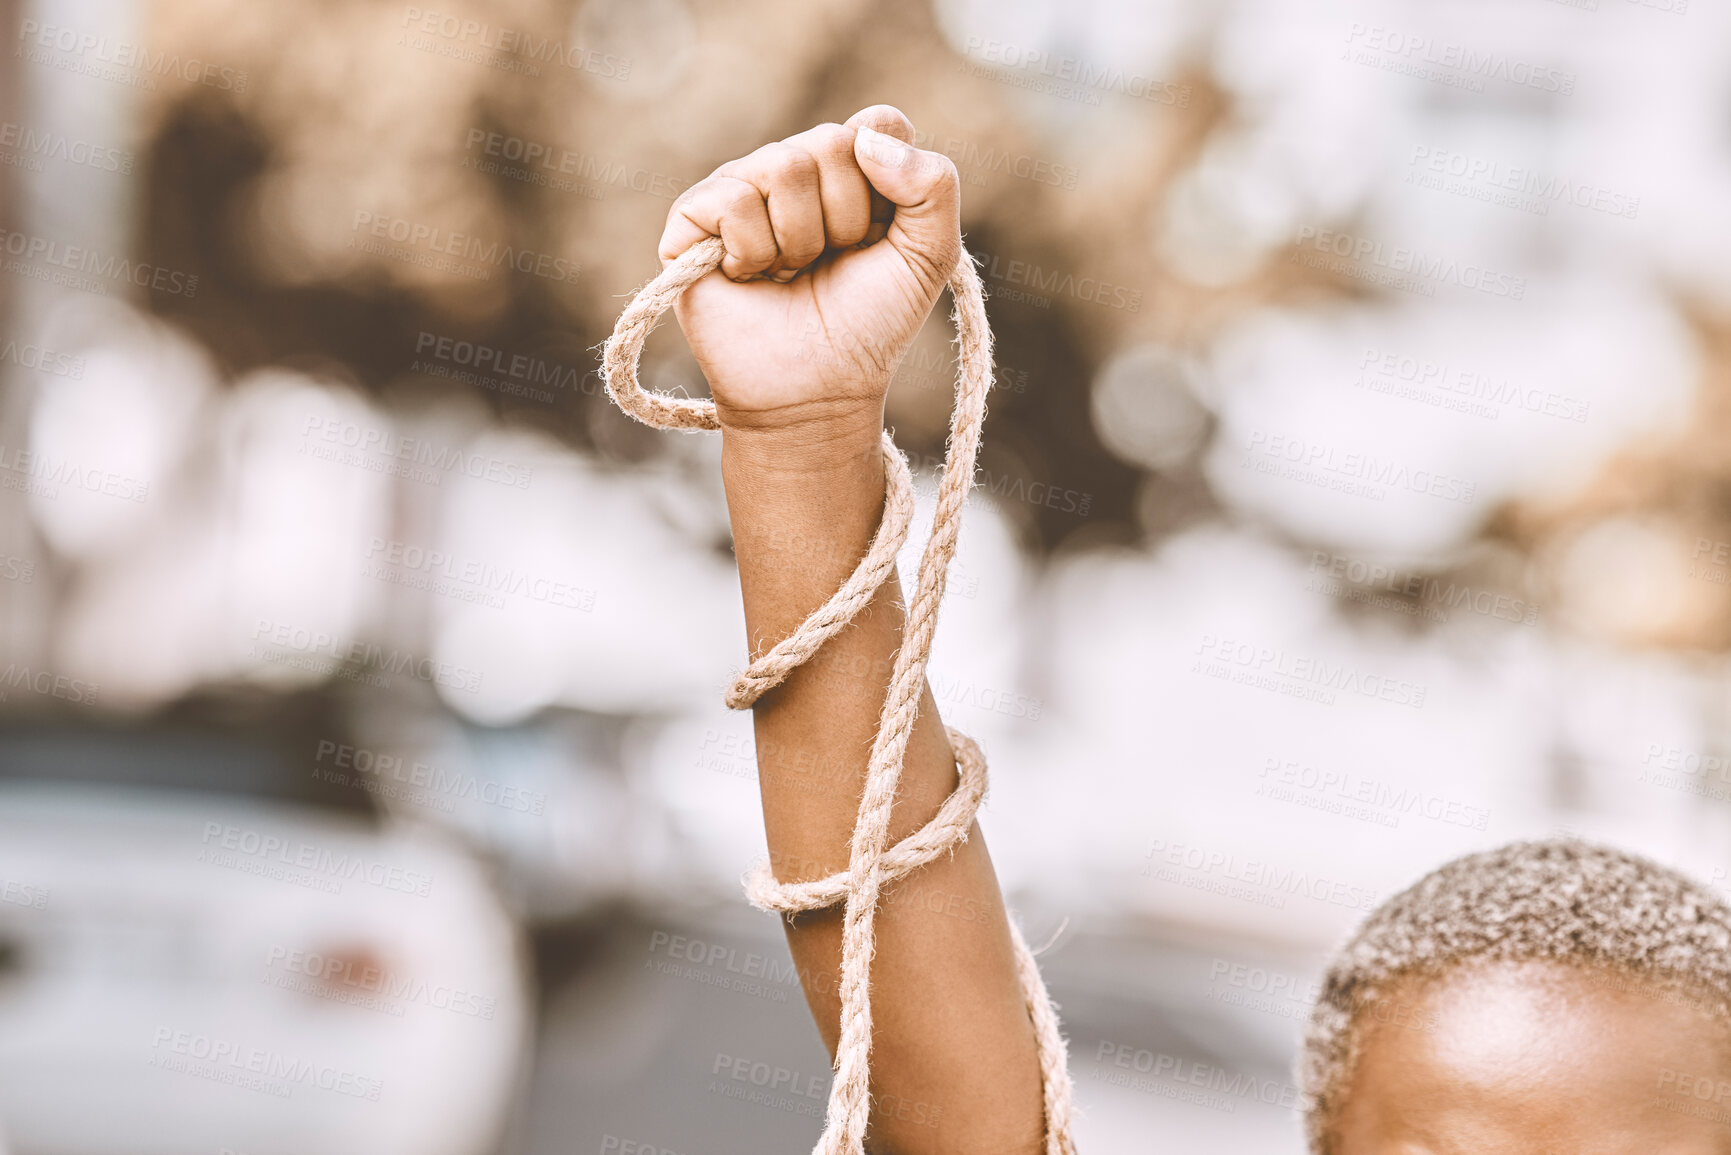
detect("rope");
top-left (602, 232), bottom-right (1078, 1155)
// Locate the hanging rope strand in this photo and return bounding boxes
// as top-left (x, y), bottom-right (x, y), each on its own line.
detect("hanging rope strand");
top-left (601, 232), bottom-right (1078, 1155)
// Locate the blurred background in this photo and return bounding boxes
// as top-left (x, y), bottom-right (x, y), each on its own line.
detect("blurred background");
top-left (0, 0), bottom-right (1727, 1150)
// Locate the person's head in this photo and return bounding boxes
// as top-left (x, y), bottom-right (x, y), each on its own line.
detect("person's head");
top-left (1302, 839), bottom-right (1731, 1154)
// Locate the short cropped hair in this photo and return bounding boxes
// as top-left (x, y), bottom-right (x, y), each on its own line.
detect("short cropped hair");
top-left (1300, 838), bottom-right (1731, 1153)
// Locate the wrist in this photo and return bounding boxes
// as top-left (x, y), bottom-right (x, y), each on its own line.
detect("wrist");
top-left (720, 403), bottom-right (889, 570)
top-left (719, 398), bottom-right (886, 481)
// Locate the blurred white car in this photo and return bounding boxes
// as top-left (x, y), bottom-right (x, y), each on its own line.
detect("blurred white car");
top-left (0, 726), bottom-right (530, 1155)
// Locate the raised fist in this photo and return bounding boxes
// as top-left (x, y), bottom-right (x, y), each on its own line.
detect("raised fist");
top-left (658, 104), bottom-right (962, 433)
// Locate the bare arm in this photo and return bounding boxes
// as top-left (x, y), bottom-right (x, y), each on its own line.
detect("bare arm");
top-left (660, 105), bottom-right (1046, 1152)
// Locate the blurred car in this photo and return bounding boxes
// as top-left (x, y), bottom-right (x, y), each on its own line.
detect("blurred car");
top-left (0, 716), bottom-right (530, 1155)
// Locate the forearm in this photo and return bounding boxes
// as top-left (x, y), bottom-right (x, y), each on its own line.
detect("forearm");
top-left (720, 407), bottom-right (1045, 1153)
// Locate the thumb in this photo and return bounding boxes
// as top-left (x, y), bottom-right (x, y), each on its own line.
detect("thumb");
top-left (852, 126), bottom-right (961, 294)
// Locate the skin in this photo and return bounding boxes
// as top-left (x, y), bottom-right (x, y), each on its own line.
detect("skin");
top-left (1334, 960), bottom-right (1731, 1155)
top-left (660, 106), bottom-right (1045, 1152)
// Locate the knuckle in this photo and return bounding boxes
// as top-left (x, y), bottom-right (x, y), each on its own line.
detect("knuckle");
top-left (765, 142), bottom-right (819, 186)
top-left (721, 180), bottom-right (764, 214)
top-left (804, 123), bottom-right (855, 156)
top-left (854, 103), bottom-right (911, 130)
top-left (672, 174), bottom-right (719, 211)
top-left (710, 158), bottom-right (747, 184)
top-left (924, 152), bottom-right (961, 191)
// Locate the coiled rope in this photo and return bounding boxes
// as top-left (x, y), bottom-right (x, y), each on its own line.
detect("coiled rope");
top-left (602, 232), bottom-right (1077, 1155)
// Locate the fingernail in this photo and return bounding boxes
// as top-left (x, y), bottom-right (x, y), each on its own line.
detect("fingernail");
top-left (772, 268), bottom-right (798, 283)
top-left (857, 126), bottom-right (909, 168)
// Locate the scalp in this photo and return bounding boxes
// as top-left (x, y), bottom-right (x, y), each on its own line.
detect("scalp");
top-left (1301, 838), bottom-right (1731, 1153)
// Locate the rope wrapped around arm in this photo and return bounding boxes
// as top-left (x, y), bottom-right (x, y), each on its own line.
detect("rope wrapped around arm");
top-left (601, 232), bottom-right (1078, 1155)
